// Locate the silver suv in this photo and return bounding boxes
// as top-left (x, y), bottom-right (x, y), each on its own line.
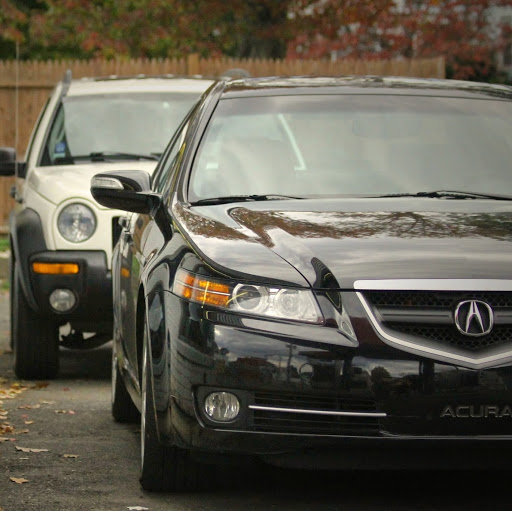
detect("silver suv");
top-left (0, 72), bottom-right (213, 379)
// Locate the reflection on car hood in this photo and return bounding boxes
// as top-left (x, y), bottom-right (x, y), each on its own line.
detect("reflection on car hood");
top-left (178, 198), bottom-right (512, 289)
top-left (30, 161), bottom-right (157, 206)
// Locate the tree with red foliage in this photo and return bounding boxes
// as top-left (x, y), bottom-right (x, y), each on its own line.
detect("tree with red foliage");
top-left (24, 0), bottom-right (293, 59)
top-left (0, 0), bottom-right (26, 58)
top-left (287, 0), bottom-right (512, 81)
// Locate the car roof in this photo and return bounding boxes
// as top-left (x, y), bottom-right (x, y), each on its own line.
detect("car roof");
top-left (66, 75), bottom-right (214, 97)
top-left (220, 75), bottom-right (512, 100)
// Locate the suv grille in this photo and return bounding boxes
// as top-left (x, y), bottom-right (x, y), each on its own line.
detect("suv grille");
top-left (112, 217), bottom-right (122, 248)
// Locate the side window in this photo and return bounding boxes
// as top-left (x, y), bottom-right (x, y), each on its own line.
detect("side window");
top-left (40, 103), bottom-right (70, 165)
top-left (152, 120), bottom-right (189, 194)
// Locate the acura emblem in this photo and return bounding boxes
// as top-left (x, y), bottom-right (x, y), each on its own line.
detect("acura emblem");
top-left (454, 300), bottom-right (493, 337)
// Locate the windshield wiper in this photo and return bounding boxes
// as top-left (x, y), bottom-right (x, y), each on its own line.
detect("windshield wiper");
top-left (190, 194), bottom-right (304, 206)
top-left (70, 151), bottom-right (160, 162)
top-left (375, 190), bottom-right (512, 201)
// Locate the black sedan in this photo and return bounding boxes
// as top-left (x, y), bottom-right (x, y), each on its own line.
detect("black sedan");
top-left (91, 76), bottom-right (512, 491)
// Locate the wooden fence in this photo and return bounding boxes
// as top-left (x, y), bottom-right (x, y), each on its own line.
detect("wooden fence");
top-left (0, 55), bottom-right (445, 232)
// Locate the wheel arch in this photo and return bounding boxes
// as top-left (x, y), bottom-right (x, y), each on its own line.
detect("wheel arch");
top-left (9, 208), bottom-right (47, 312)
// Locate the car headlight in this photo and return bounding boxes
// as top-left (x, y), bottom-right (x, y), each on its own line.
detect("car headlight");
top-left (173, 268), bottom-right (323, 324)
top-left (57, 203), bottom-right (96, 242)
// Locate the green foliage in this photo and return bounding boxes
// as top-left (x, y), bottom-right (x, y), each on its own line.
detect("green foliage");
top-left (0, 237), bottom-right (10, 252)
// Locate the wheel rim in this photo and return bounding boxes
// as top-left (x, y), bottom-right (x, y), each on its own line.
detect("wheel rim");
top-left (111, 349), bottom-right (117, 406)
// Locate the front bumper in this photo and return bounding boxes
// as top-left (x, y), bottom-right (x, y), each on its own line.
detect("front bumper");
top-left (28, 250), bottom-right (112, 329)
top-left (152, 293), bottom-right (512, 469)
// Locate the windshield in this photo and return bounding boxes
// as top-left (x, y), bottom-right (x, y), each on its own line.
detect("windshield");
top-left (188, 94), bottom-right (512, 201)
top-left (42, 92), bottom-right (199, 165)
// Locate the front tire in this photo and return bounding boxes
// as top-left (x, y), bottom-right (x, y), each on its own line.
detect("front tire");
top-left (12, 263), bottom-right (59, 379)
top-left (139, 315), bottom-right (204, 492)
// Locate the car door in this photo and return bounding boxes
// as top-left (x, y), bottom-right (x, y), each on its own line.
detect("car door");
top-left (117, 116), bottom-right (193, 384)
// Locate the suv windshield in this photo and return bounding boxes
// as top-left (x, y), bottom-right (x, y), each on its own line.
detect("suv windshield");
top-left (189, 94), bottom-right (512, 201)
top-left (42, 92), bottom-right (199, 165)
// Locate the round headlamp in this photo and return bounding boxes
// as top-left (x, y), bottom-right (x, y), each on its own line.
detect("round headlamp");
top-left (57, 203), bottom-right (96, 242)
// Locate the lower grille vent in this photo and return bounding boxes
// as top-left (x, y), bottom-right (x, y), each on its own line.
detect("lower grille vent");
top-left (251, 392), bottom-right (382, 436)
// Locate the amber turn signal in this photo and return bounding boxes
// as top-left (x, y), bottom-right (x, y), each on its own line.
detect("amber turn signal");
top-left (32, 262), bottom-right (80, 275)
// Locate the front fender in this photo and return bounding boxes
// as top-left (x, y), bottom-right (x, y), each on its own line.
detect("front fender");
top-left (9, 208), bottom-right (47, 312)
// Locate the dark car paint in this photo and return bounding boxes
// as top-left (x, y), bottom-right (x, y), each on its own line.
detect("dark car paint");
top-left (109, 77), bottom-right (512, 469)
top-left (173, 199), bottom-right (512, 288)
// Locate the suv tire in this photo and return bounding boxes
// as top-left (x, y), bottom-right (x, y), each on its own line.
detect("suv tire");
top-left (13, 262), bottom-right (59, 380)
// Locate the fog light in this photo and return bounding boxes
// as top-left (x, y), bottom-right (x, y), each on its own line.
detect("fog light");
top-left (204, 392), bottom-right (240, 422)
top-left (49, 289), bottom-right (76, 312)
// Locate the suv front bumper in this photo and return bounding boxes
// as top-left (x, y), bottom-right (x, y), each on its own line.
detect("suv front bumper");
top-left (28, 250), bottom-right (112, 329)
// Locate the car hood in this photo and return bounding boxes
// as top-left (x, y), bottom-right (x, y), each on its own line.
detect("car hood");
top-left (29, 161), bottom-right (157, 206)
top-left (177, 198), bottom-right (512, 289)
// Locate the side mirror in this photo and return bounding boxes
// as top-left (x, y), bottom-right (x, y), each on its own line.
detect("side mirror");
top-left (0, 147), bottom-right (26, 176)
top-left (91, 170), bottom-right (161, 214)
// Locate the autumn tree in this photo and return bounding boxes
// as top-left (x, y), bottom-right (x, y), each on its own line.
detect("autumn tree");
top-left (21, 0), bottom-right (295, 59)
top-left (0, 0), bottom-right (27, 58)
top-left (287, 0), bottom-right (512, 81)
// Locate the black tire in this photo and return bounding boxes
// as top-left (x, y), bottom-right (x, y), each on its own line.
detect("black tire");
top-left (111, 348), bottom-right (139, 422)
top-left (9, 251), bottom-right (14, 350)
top-left (12, 262), bottom-right (59, 380)
top-left (139, 318), bottom-right (204, 492)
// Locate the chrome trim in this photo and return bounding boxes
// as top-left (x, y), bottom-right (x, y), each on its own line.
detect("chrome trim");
top-left (354, 279), bottom-right (512, 291)
top-left (454, 300), bottom-right (494, 337)
top-left (357, 292), bottom-right (512, 369)
top-left (249, 405), bottom-right (386, 418)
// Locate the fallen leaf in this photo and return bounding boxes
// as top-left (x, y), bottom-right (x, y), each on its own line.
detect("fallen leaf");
top-left (0, 425), bottom-right (14, 435)
top-left (41, 400), bottom-right (55, 405)
top-left (31, 382), bottom-right (49, 389)
top-left (0, 437), bottom-right (16, 442)
top-left (17, 404), bottom-right (40, 410)
top-left (127, 507), bottom-right (149, 511)
top-left (15, 429), bottom-right (30, 434)
top-left (62, 454), bottom-right (79, 458)
top-left (10, 477), bottom-right (29, 484)
top-left (24, 421), bottom-right (34, 425)
top-left (54, 410), bottom-right (75, 415)
top-left (15, 446), bottom-right (49, 453)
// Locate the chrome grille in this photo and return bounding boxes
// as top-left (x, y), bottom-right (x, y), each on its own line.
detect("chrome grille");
top-left (388, 323), bottom-right (512, 351)
top-left (250, 392), bottom-right (382, 435)
top-left (364, 291), bottom-right (512, 309)
top-left (362, 290), bottom-right (512, 353)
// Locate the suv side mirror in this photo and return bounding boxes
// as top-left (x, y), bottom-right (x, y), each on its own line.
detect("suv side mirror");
top-left (0, 147), bottom-right (27, 177)
top-left (91, 170), bottom-right (161, 214)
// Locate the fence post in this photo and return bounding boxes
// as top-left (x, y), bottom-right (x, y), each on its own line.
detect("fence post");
top-left (187, 54), bottom-right (200, 75)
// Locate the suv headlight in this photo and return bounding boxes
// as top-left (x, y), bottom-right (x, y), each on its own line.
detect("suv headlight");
top-left (173, 268), bottom-right (323, 324)
top-left (57, 203), bottom-right (96, 242)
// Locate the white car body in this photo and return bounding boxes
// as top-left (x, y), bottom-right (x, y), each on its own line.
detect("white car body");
top-left (2, 74), bottom-right (213, 379)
